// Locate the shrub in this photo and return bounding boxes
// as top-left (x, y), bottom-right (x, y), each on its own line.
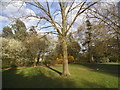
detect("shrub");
top-left (108, 53), bottom-right (119, 62)
top-left (68, 56), bottom-right (74, 63)
top-left (42, 60), bottom-right (51, 66)
top-left (1, 37), bottom-right (31, 67)
top-left (56, 58), bottom-right (63, 64)
top-left (75, 54), bottom-right (87, 64)
top-left (100, 57), bottom-right (110, 63)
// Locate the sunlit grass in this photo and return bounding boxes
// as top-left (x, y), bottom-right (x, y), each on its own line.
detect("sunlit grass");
top-left (16, 67), bottom-right (59, 78)
top-left (53, 64), bottom-right (119, 88)
top-left (2, 64), bottom-right (119, 88)
top-left (100, 62), bottom-right (120, 65)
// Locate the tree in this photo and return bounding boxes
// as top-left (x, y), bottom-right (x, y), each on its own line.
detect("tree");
top-left (54, 37), bottom-right (81, 63)
top-left (1, 37), bottom-right (30, 67)
top-left (25, 0), bottom-right (97, 76)
top-left (24, 32), bottom-right (50, 66)
top-left (107, 38), bottom-right (120, 62)
top-left (74, 20), bottom-right (93, 63)
top-left (89, 2), bottom-right (120, 34)
top-left (91, 37), bottom-right (119, 63)
top-left (67, 37), bottom-right (81, 60)
top-left (12, 19), bottom-right (28, 41)
top-left (75, 14), bottom-right (119, 63)
top-left (2, 26), bottom-right (13, 38)
top-left (2, 19), bottom-right (28, 40)
top-left (87, 2), bottom-right (120, 62)
top-left (85, 19), bottom-right (92, 63)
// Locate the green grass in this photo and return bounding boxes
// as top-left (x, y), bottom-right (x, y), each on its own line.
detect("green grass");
top-left (100, 62), bottom-right (120, 65)
top-left (2, 64), bottom-right (119, 88)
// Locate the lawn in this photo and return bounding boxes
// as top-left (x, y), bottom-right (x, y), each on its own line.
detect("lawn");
top-left (2, 64), bottom-right (119, 88)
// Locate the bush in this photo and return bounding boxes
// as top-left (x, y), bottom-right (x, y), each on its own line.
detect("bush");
top-left (100, 57), bottom-right (110, 63)
top-left (56, 56), bottom-right (75, 64)
top-left (42, 60), bottom-right (51, 66)
top-left (56, 58), bottom-right (63, 64)
top-left (50, 60), bottom-right (57, 66)
top-left (108, 53), bottom-right (119, 62)
top-left (1, 37), bottom-right (31, 67)
top-left (75, 54), bottom-right (87, 64)
top-left (68, 56), bottom-right (74, 63)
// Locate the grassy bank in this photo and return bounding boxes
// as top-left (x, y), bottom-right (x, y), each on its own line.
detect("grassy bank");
top-left (2, 64), bottom-right (119, 88)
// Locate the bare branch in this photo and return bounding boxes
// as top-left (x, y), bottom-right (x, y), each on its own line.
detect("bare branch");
top-left (90, 15), bottom-right (120, 34)
top-left (26, 1), bottom-right (62, 35)
top-left (66, 2), bottom-right (97, 34)
top-left (78, 2), bottom-right (97, 16)
top-left (66, 1), bottom-right (87, 34)
top-left (92, 8), bottom-right (120, 28)
top-left (65, 0), bottom-right (75, 19)
top-left (105, 8), bottom-right (120, 18)
top-left (40, 25), bottom-right (53, 30)
top-left (69, 1), bottom-right (83, 12)
top-left (46, 0), bottom-right (50, 14)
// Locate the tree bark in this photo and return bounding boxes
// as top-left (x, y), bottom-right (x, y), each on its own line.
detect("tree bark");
top-left (88, 42), bottom-right (91, 63)
top-left (61, 36), bottom-right (70, 76)
top-left (36, 51), bottom-right (41, 66)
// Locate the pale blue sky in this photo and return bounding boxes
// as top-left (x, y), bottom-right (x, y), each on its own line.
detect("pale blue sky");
top-left (0, 1), bottom-right (61, 34)
top-left (0, 0), bottom-right (119, 34)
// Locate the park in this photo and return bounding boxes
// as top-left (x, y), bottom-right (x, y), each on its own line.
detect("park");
top-left (0, 0), bottom-right (120, 89)
top-left (2, 63), bottom-right (119, 88)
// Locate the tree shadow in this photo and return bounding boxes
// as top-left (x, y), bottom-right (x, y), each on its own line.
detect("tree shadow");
top-left (2, 65), bottom-right (119, 88)
top-left (46, 66), bottom-right (62, 75)
top-left (2, 67), bottom-right (75, 88)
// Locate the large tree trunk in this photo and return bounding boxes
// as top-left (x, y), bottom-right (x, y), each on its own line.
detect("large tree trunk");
top-left (61, 36), bottom-right (70, 76)
top-left (60, 5), bottom-right (70, 76)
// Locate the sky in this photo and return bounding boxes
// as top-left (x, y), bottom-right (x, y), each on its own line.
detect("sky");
top-left (0, 0), bottom-right (40, 33)
top-left (0, 0), bottom-right (119, 34)
top-left (0, 0), bottom-right (88, 34)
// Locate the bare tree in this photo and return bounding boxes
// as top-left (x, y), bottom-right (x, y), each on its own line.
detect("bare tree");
top-left (87, 2), bottom-right (120, 62)
top-left (88, 2), bottom-right (120, 34)
top-left (24, 0), bottom-right (97, 76)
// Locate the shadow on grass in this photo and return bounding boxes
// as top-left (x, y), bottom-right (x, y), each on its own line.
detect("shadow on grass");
top-left (46, 66), bottom-right (62, 75)
top-left (2, 67), bottom-right (75, 88)
top-left (2, 65), bottom-right (119, 88)
top-left (2, 68), bottom-right (110, 88)
top-left (76, 64), bottom-right (119, 77)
